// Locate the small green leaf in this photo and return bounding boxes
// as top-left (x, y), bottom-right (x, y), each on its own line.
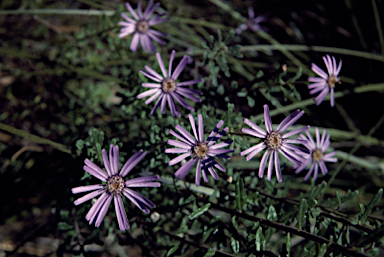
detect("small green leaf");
top-left (336, 191), bottom-right (341, 208)
top-left (255, 227), bottom-right (265, 251)
top-left (189, 203), bottom-right (211, 220)
top-left (202, 227), bottom-right (217, 243)
top-left (297, 199), bottom-right (308, 229)
top-left (166, 245), bottom-right (179, 257)
top-left (231, 216), bottom-right (238, 230)
top-left (360, 188), bottom-right (383, 224)
top-left (203, 248), bottom-right (215, 257)
top-left (235, 177), bottom-right (246, 211)
top-left (286, 233), bottom-right (291, 255)
top-left (267, 206), bottom-right (277, 222)
top-left (230, 237), bottom-right (240, 254)
top-left (58, 222), bottom-right (73, 230)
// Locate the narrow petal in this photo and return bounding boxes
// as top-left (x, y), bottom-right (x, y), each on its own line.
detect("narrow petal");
top-left (125, 2), bottom-right (139, 20)
top-left (143, 0), bottom-right (154, 19)
top-left (150, 94), bottom-right (164, 115)
top-left (275, 152), bottom-right (282, 182)
top-left (95, 195), bottom-right (113, 227)
top-left (310, 85), bottom-right (326, 95)
top-left (304, 163), bottom-right (315, 181)
top-left (282, 126), bottom-right (310, 138)
top-left (160, 93), bottom-right (167, 114)
top-left (165, 148), bottom-right (189, 154)
top-left (137, 0), bottom-right (143, 19)
top-left (330, 88), bottom-right (335, 107)
top-left (125, 175), bottom-right (159, 186)
top-left (267, 151), bottom-right (275, 181)
top-left (140, 69), bottom-right (162, 82)
top-left (263, 105), bottom-right (273, 133)
top-left (335, 59), bottom-right (342, 75)
top-left (174, 157), bottom-right (197, 179)
top-left (109, 145), bottom-right (119, 176)
top-left (121, 13), bottom-right (136, 24)
top-left (242, 127), bottom-right (265, 138)
top-left (195, 159), bottom-right (202, 186)
top-left (276, 109), bottom-right (301, 132)
top-left (207, 127), bottom-right (229, 146)
top-left (122, 189), bottom-right (149, 214)
top-left (175, 87), bottom-right (202, 102)
top-left (145, 1), bottom-right (160, 19)
top-left (142, 83), bottom-right (161, 88)
top-left (188, 114), bottom-right (198, 141)
top-left (244, 118), bottom-right (267, 136)
top-left (84, 159), bottom-right (108, 181)
top-left (323, 55), bottom-right (332, 76)
top-left (305, 131), bottom-right (316, 149)
top-left (206, 120), bottom-right (224, 143)
top-left (308, 77), bottom-right (325, 83)
top-left (240, 142), bottom-right (265, 156)
top-left (175, 124), bottom-right (197, 144)
top-left (156, 52), bottom-right (168, 78)
top-left (120, 150), bottom-right (147, 177)
top-left (169, 129), bottom-right (193, 146)
top-left (171, 92), bottom-right (194, 111)
top-left (316, 127), bottom-right (320, 148)
top-left (137, 88), bottom-right (160, 99)
top-left (171, 56), bottom-right (189, 80)
top-left (72, 184), bottom-right (103, 194)
top-left (177, 79), bottom-right (204, 87)
top-left (144, 90), bottom-right (162, 105)
top-left (279, 110), bottom-right (305, 133)
top-left (130, 33), bottom-right (140, 52)
top-left (313, 163), bottom-right (319, 181)
top-left (86, 192), bottom-right (109, 222)
top-left (114, 195), bottom-right (130, 231)
top-left (125, 188), bottom-right (156, 208)
top-left (319, 161), bottom-right (328, 175)
top-left (311, 63), bottom-right (328, 79)
top-left (207, 165), bottom-right (219, 180)
top-left (168, 152), bottom-right (191, 166)
top-left (210, 141), bottom-right (233, 150)
top-left (314, 87), bottom-right (329, 105)
top-left (126, 182), bottom-right (160, 187)
top-left (144, 65), bottom-right (164, 81)
top-left (74, 189), bottom-right (104, 206)
top-left (248, 7), bottom-right (255, 19)
top-left (169, 50), bottom-right (176, 78)
top-left (259, 150), bottom-right (270, 178)
top-left (198, 114), bottom-right (204, 142)
top-left (245, 143), bottom-right (266, 161)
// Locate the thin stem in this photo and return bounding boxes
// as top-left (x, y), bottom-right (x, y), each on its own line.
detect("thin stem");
top-left (198, 197), bottom-right (369, 257)
top-left (372, 0), bottom-right (384, 54)
top-left (0, 123), bottom-right (71, 154)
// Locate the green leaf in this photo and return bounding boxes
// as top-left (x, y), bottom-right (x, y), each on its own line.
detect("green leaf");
top-left (230, 237), bottom-right (240, 254)
top-left (286, 233), bottom-right (291, 256)
top-left (58, 222), bottom-right (73, 230)
top-left (297, 199), bottom-right (308, 230)
top-left (202, 227), bottom-right (217, 243)
top-left (235, 177), bottom-right (245, 211)
top-left (203, 248), bottom-right (216, 257)
top-left (255, 227), bottom-right (265, 251)
top-left (189, 203), bottom-right (211, 220)
top-left (166, 245), bottom-right (180, 257)
top-left (336, 191), bottom-right (341, 208)
top-left (318, 243), bottom-right (327, 257)
top-left (247, 96), bottom-right (255, 107)
top-left (360, 188), bottom-right (383, 224)
top-left (231, 216), bottom-right (238, 230)
top-left (267, 206), bottom-right (278, 222)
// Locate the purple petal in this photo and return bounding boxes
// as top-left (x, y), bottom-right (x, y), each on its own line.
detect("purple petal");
top-left (95, 195), bottom-right (113, 227)
top-left (175, 124), bottom-right (197, 144)
top-left (315, 127), bottom-right (320, 148)
top-left (242, 127), bottom-right (265, 138)
top-left (144, 65), bottom-right (164, 81)
top-left (169, 50), bottom-right (176, 78)
top-left (114, 195), bottom-right (130, 231)
top-left (314, 87), bottom-right (329, 105)
top-left (165, 148), bottom-right (189, 154)
top-left (322, 134), bottom-right (331, 152)
top-left (72, 184), bottom-right (103, 194)
top-left (283, 126), bottom-right (310, 139)
top-left (305, 131), bottom-right (316, 149)
top-left (144, 90), bottom-right (162, 105)
top-left (278, 110), bottom-right (305, 134)
top-left (323, 55), bottom-right (332, 76)
top-left (177, 79), bottom-right (204, 87)
top-left (140, 69), bottom-right (162, 82)
top-left (198, 114), bottom-right (204, 142)
top-left (210, 141), bottom-right (233, 150)
top-left (110, 145), bottom-right (119, 175)
top-left (122, 189), bottom-right (149, 214)
top-left (160, 93), bottom-right (167, 114)
top-left (313, 163), bottom-right (319, 181)
top-left (311, 63), bottom-right (328, 79)
top-left (235, 24), bottom-right (247, 34)
top-left (330, 88), bottom-right (335, 107)
top-left (148, 15), bottom-right (170, 26)
top-left (171, 56), bottom-right (189, 80)
top-left (244, 118), bottom-right (267, 136)
top-left (145, 1), bottom-right (160, 19)
top-left (308, 77), bottom-right (325, 83)
top-left (121, 13), bottom-right (136, 24)
top-left (304, 163), bottom-right (315, 181)
top-left (263, 105), bottom-right (273, 133)
top-left (169, 129), bottom-right (193, 146)
top-left (130, 33), bottom-right (140, 52)
top-left (241, 142), bottom-right (265, 156)
top-left (126, 182), bottom-right (160, 187)
top-left (74, 189), bottom-right (104, 205)
top-left (309, 85), bottom-right (326, 95)
top-left (125, 2), bottom-right (139, 20)
top-left (125, 175), bottom-right (159, 186)
top-left (137, 0), bottom-right (143, 19)
top-left (125, 188), bottom-right (156, 208)
top-left (202, 165), bottom-right (209, 182)
top-left (267, 151), bottom-right (275, 181)
top-left (248, 7), bottom-right (255, 19)
top-left (207, 165), bottom-right (219, 180)
top-left (319, 161), bottom-right (328, 176)
top-left (188, 114), bottom-right (199, 140)
top-left (175, 87), bottom-right (202, 102)
top-left (142, 83), bottom-right (161, 88)
top-left (150, 94), bottom-right (164, 115)
top-left (335, 58), bottom-right (342, 75)
top-left (84, 159), bottom-right (108, 181)
top-left (171, 92), bottom-right (194, 111)
top-left (86, 192), bottom-right (109, 222)
top-left (207, 127), bottom-right (229, 147)
top-left (174, 157), bottom-right (197, 179)
top-left (119, 150), bottom-right (147, 177)
top-left (276, 110), bottom-right (300, 132)
top-left (195, 159), bottom-right (202, 186)
top-left (156, 52), bottom-right (168, 78)
top-left (275, 151), bottom-right (282, 182)
top-left (206, 120), bottom-right (224, 143)
top-left (244, 143), bottom-right (266, 161)
top-left (168, 152), bottom-right (191, 166)
top-left (259, 150), bottom-right (270, 178)
top-left (137, 88), bottom-right (160, 99)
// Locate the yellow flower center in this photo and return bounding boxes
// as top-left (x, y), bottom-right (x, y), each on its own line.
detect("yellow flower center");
top-left (193, 142), bottom-right (209, 159)
top-left (327, 76), bottom-right (339, 88)
top-left (312, 149), bottom-right (323, 161)
top-left (265, 132), bottom-right (282, 150)
top-left (162, 78), bottom-right (176, 93)
top-left (106, 175), bottom-right (124, 195)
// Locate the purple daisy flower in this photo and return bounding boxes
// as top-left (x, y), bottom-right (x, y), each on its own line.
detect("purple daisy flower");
top-left (71, 145), bottom-right (160, 231)
top-left (118, 0), bottom-right (169, 53)
top-left (294, 127), bottom-right (338, 181)
top-left (241, 105), bottom-right (309, 183)
top-left (235, 7), bottom-right (266, 34)
top-left (308, 54), bottom-right (342, 107)
top-left (137, 50), bottom-right (203, 117)
top-left (165, 114), bottom-right (234, 186)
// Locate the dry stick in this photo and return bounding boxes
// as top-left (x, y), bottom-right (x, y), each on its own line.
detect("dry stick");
top-left (157, 228), bottom-right (236, 257)
top-left (197, 197), bottom-right (369, 257)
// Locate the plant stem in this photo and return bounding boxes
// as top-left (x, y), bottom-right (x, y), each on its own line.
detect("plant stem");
top-left (0, 123), bottom-right (71, 154)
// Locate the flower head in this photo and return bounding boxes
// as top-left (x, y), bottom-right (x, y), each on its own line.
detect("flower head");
top-left (118, 0), bottom-right (169, 53)
top-left (137, 50), bottom-right (203, 117)
top-left (235, 7), bottom-right (267, 34)
top-left (241, 105), bottom-right (309, 182)
top-left (72, 145), bottom-right (160, 231)
top-left (294, 127), bottom-right (338, 181)
top-left (165, 114), bottom-right (234, 186)
top-left (308, 54), bottom-right (342, 107)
